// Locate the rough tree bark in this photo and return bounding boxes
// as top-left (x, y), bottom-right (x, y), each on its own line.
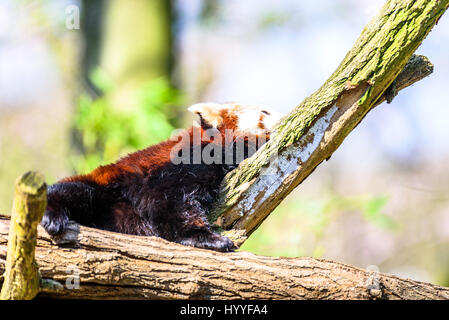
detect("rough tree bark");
top-left (0, 172), bottom-right (46, 299)
top-left (211, 0), bottom-right (449, 245)
top-left (1, 0), bottom-right (448, 300)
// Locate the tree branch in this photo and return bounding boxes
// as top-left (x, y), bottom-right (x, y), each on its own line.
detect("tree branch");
top-left (1, 216), bottom-right (448, 300)
top-left (211, 0), bottom-right (448, 246)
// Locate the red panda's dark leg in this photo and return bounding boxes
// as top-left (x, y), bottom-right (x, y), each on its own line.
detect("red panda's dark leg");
top-left (41, 181), bottom-right (105, 236)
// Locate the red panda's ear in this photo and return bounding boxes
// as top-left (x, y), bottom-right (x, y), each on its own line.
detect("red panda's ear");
top-left (188, 103), bottom-right (224, 129)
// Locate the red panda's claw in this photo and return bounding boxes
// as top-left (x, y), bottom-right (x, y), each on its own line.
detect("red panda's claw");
top-left (211, 235), bottom-right (236, 252)
top-left (180, 233), bottom-right (236, 252)
top-left (40, 209), bottom-right (69, 237)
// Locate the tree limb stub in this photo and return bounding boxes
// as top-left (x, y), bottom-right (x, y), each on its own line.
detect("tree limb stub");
top-left (218, 55), bottom-right (434, 245)
top-left (1, 216), bottom-right (448, 300)
top-left (211, 0), bottom-right (448, 246)
top-left (0, 172), bottom-right (47, 300)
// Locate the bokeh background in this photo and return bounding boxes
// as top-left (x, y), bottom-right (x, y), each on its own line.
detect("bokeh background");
top-left (1, 0), bottom-right (448, 286)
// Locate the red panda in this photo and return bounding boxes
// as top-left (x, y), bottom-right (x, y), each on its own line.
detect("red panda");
top-left (41, 103), bottom-right (282, 251)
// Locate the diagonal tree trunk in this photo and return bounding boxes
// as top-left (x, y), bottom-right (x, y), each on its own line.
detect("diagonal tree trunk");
top-left (1, 0), bottom-right (449, 300)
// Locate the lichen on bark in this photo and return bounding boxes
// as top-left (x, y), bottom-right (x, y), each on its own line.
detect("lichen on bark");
top-left (0, 171), bottom-right (47, 300)
top-left (210, 0), bottom-right (448, 245)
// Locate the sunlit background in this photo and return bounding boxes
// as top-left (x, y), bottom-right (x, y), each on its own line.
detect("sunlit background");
top-left (1, 0), bottom-right (449, 286)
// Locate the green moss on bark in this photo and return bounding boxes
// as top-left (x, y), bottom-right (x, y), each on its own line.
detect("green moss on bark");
top-left (210, 0), bottom-right (449, 235)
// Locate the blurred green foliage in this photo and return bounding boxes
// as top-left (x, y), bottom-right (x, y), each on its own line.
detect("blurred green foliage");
top-left (241, 191), bottom-right (398, 258)
top-left (72, 69), bottom-right (184, 173)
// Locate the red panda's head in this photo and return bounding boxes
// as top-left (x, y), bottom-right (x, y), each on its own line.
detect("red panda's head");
top-left (169, 103), bottom-right (283, 166)
top-left (188, 102), bottom-right (283, 141)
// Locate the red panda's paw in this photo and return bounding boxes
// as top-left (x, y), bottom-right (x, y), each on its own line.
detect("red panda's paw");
top-left (40, 209), bottom-right (69, 236)
top-left (180, 232), bottom-right (236, 252)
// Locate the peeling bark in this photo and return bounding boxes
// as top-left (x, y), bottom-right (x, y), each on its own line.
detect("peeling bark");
top-left (211, 0), bottom-right (448, 246)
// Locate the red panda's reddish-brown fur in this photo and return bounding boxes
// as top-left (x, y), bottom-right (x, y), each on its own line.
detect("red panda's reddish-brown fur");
top-left (41, 104), bottom-right (280, 251)
top-left (61, 138), bottom-right (180, 187)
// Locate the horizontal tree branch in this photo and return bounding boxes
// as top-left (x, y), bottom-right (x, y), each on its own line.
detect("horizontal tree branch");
top-left (211, 0), bottom-right (448, 246)
top-left (1, 215), bottom-right (448, 300)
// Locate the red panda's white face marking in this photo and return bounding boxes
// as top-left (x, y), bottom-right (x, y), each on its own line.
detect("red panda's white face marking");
top-left (170, 103), bottom-right (282, 165)
top-left (188, 103), bottom-right (283, 135)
